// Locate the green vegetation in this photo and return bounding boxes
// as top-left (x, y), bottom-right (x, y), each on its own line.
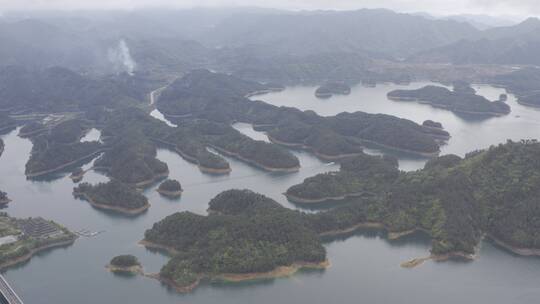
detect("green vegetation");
top-left (0, 213), bottom-right (76, 269)
top-left (286, 153), bottom-right (399, 202)
top-left (49, 119), bottom-right (91, 144)
top-left (157, 179), bottom-right (183, 197)
top-left (144, 190), bottom-right (326, 290)
top-left (0, 66), bottom-right (147, 114)
top-left (387, 84), bottom-right (510, 116)
top-left (287, 140), bottom-right (540, 256)
top-left (315, 82), bottom-right (351, 98)
top-left (157, 70), bottom-right (445, 157)
top-left (94, 130), bottom-right (168, 186)
top-left (25, 135), bottom-right (102, 178)
top-left (110, 255), bottom-right (140, 268)
top-left (73, 180), bottom-right (150, 214)
top-left (19, 122), bottom-right (47, 137)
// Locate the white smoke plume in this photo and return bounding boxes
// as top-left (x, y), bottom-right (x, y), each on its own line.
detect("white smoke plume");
top-left (107, 39), bottom-right (136, 75)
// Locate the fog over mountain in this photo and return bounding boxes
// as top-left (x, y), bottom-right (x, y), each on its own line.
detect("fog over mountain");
top-left (0, 0), bottom-right (537, 18)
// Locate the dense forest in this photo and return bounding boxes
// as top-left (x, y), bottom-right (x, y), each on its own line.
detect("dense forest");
top-left (157, 70), bottom-right (447, 157)
top-left (315, 82), bottom-right (351, 98)
top-left (158, 179), bottom-right (182, 194)
top-left (73, 180), bottom-right (149, 213)
top-left (0, 66), bottom-right (150, 114)
top-left (24, 119), bottom-right (102, 178)
top-left (387, 83), bottom-right (511, 116)
top-left (144, 190), bottom-right (326, 289)
top-left (491, 68), bottom-right (540, 107)
top-left (144, 141), bottom-right (540, 290)
top-left (110, 255), bottom-right (141, 268)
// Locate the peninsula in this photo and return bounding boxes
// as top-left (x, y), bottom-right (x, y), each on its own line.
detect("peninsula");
top-left (387, 83), bottom-right (511, 116)
top-left (0, 214), bottom-right (77, 270)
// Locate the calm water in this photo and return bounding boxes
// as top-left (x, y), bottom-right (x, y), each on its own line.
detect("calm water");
top-left (254, 82), bottom-right (540, 170)
top-left (1, 82), bottom-right (540, 303)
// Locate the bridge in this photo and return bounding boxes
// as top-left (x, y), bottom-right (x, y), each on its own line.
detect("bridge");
top-left (0, 275), bottom-right (23, 304)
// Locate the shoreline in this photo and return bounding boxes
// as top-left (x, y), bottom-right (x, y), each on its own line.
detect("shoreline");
top-left (487, 234), bottom-right (540, 256)
top-left (0, 238), bottom-right (76, 270)
top-left (284, 192), bottom-right (364, 204)
top-left (268, 134), bottom-right (439, 159)
top-left (209, 145), bottom-right (300, 173)
top-left (152, 138), bottom-right (232, 174)
top-left (26, 149), bottom-right (105, 178)
top-left (146, 260), bottom-right (329, 293)
top-left (106, 264), bottom-right (143, 275)
top-left (156, 189), bottom-right (183, 198)
top-left (74, 192), bottom-right (150, 215)
top-left (267, 135), bottom-right (364, 160)
top-left (388, 96), bottom-right (509, 117)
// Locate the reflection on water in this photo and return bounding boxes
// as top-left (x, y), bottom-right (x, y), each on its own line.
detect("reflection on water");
top-left (0, 81), bottom-right (540, 304)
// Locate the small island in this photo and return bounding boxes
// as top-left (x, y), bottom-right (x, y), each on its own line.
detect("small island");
top-left (387, 83), bottom-right (511, 116)
top-left (106, 255), bottom-right (143, 275)
top-left (0, 214), bottom-right (77, 270)
top-left (315, 82), bottom-right (351, 98)
top-left (157, 179), bottom-right (183, 198)
top-left (73, 180), bottom-right (150, 215)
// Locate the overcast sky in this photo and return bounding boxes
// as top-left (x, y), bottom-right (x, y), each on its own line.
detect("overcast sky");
top-left (0, 0), bottom-right (537, 18)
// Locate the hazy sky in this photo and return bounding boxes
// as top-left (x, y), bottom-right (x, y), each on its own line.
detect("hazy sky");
top-left (0, 0), bottom-right (537, 17)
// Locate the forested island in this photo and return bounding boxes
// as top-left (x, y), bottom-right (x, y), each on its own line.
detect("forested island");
top-left (387, 83), bottom-right (511, 116)
top-left (0, 214), bottom-right (76, 270)
top-left (156, 70), bottom-right (447, 157)
top-left (24, 119), bottom-right (103, 178)
top-left (73, 180), bottom-right (150, 215)
top-left (107, 255), bottom-right (143, 274)
top-left (143, 140), bottom-right (540, 291)
top-left (315, 82), bottom-right (351, 98)
top-left (142, 190), bottom-right (327, 292)
top-left (157, 179), bottom-right (183, 198)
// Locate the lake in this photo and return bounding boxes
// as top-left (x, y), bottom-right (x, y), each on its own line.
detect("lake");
top-left (1, 82), bottom-right (540, 304)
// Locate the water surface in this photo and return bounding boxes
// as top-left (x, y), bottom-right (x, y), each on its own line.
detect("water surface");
top-left (1, 82), bottom-right (540, 303)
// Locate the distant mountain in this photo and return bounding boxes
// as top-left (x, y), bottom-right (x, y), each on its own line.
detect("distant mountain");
top-left (444, 14), bottom-right (519, 30)
top-left (410, 18), bottom-right (540, 65)
top-left (0, 8), bottom-right (481, 77)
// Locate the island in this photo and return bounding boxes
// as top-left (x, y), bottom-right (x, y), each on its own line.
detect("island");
top-left (0, 214), bottom-right (77, 270)
top-left (157, 179), bottom-right (183, 198)
top-left (145, 141), bottom-right (540, 292)
top-left (156, 70), bottom-right (448, 158)
top-left (387, 83), bottom-right (511, 116)
top-left (0, 139), bottom-right (3, 158)
top-left (142, 190), bottom-right (328, 293)
top-left (73, 180), bottom-right (150, 215)
top-left (315, 82), bottom-right (351, 98)
top-left (106, 255), bottom-right (143, 275)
